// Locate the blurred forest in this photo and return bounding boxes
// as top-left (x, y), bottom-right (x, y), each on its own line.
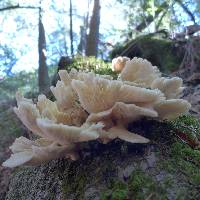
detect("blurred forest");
top-left (0, 0), bottom-right (200, 98)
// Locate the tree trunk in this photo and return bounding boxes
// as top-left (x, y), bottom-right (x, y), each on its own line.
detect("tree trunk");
top-left (85, 0), bottom-right (100, 57)
top-left (69, 0), bottom-right (74, 56)
top-left (78, 0), bottom-right (90, 55)
top-left (77, 25), bottom-right (85, 54)
top-left (38, 8), bottom-right (50, 93)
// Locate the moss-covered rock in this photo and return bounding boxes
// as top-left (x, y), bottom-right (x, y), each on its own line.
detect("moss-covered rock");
top-left (110, 35), bottom-right (184, 73)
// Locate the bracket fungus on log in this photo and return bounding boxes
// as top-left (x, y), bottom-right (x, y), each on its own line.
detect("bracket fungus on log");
top-left (3, 56), bottom-right (191, 168)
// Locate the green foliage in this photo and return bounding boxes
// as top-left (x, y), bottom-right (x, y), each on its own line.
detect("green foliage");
top-left (0, 71), bottom-right (38, 100)
top-left (0, 67), bottom-right (57, 100)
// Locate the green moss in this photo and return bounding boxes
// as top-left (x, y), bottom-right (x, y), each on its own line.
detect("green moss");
top-left (171, 115), bottom-right (200, 139)
top-left (170, 142), bottom-right (200, 162)
top-left (159, 160), bottom-right (175, 173)
top-left (64, 56), bottom-right (118, 79)
top-left (128, 170), bottom-right (145, 192)
top-left (128, 170), bottom-right (167, 199)
top-left (110, 181), bottom-right (128, 200)
top-left (157, 115), bottom-right (200, 199)
top-left (100, 180), bottom-right (129, 200)
top-left (101, 169), bottom-right (168, 200)
top-left (127, 115), bottom-right (200, 199)
top-left (111, 189), bottom-right (128, 200)
top-left (139, 37), bottom-right (181, 72)
top-left (100, 192), bottom-right (111, 200)
top-left (61, 162), bottom-right (88, 199)
top-left (62, 175), bottom-right (86, 199)
top-left (167, 141), bottom-right (200, 185)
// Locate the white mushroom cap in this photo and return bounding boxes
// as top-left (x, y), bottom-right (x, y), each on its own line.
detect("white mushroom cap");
top-left (104, 126), bottom-right (150, 144)
top-left (37, 94), bottom-right (87, 126)
top-left (87, 102), bottom-right (158, 125)
top-left (2, 137), bottom-right (75, 168)
top-left (151, 77), bottom-right (184, 99)
top-left (120, 57), bottom-right (161, 87)
top-left (50, 81), bottom-right (76, 111)
top-left (71, 75), bottom-right (164, 113)
top-left (36, 118), bottom-right (102, 145)
top-left (13, 102), bottom-right (43, 136)
top-left (155, 99), bottom-right (191, 120)
top-left (51, 70), bottom-right (78, 111)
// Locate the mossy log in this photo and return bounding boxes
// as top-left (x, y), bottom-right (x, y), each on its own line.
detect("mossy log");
top-left (6, 116), bottom-right (200, 200)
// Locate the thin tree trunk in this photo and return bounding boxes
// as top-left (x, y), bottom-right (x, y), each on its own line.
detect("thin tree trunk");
top-left (69, 0), bottom-right (74, 56)
top-left (38, 7), bottom-right (50, 93)
top-left (77, 25), bottom-right (85, 54)
top-left (85, 0), bottom-right (100, 57)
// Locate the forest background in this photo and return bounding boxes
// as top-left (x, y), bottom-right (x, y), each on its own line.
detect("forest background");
top-left (0, 0), bottom-right (200, 98)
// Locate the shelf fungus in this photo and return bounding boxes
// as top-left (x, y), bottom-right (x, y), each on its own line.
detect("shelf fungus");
top-left (3, 57), bottom-right (191, 168)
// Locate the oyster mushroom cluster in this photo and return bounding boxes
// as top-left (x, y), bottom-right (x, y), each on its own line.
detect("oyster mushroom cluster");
top-left (3, 57), bottom-right (191, 168)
